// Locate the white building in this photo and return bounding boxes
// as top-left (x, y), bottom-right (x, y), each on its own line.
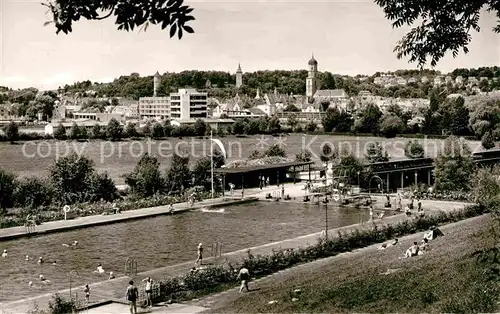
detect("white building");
top-left (138, 97), bottom-right (170, 120)
top-left (170, 88), bottom-right (208, 120)
top-left (44, 120), bottom-right (123, 136)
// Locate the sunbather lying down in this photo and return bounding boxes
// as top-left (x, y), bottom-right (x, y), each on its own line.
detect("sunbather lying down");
top-left (378, 238), bottom-right (399, 250)
top-left (424, 226), bottom-right (444, 241)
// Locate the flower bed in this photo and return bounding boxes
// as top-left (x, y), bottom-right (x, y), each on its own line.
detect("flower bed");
top-left (153, 204), bottom-right (488, 302)
top-left (0, 191), bottom-right (215, 229)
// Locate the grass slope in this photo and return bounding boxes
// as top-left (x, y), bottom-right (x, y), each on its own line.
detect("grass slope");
top-left (203, 215), bottom-right (499, 313)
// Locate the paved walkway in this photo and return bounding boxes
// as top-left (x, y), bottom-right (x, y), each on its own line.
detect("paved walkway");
top-left (84, 302), bottom-right (208, 314)
top-left (0, 196), bottom-right (469, 314)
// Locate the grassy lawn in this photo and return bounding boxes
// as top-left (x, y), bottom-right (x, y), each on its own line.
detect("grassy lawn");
top-left (0, 135), bottom-right (478, 185)
top-left (202, 215), bottom-right (499, 313)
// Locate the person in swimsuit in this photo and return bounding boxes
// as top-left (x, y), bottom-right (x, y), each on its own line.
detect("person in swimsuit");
top-left (142, 277), bottom-right (153, 307)
top-left (238, 267), bottom-right (251, 293)
top-left (195, 243), bottom-right (203, 265)
top-left (126, 280), bottom-right (138, 314)
top-left (83, 284), bottom-right (91, 303)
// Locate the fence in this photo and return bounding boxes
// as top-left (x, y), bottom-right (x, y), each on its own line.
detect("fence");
top-left (125, 257), bottom-right (138, 277)
top-left (211, 242), bottom-right (224, 258)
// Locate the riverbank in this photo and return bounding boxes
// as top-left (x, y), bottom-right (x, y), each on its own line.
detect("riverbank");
top-left (198, 214), bottom-right (496, 313)
top-left (0, 198), bottom-right (469, 314)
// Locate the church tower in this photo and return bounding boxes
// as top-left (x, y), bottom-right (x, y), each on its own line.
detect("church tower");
top-left (153, 71), bottom-right (161, 96)
top-left (236, 63), bottom-right (243, 88)
top-left (306, 54), bottom-right (318, 99)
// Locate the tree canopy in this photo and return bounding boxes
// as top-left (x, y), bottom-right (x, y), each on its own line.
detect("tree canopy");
top-left (43, 0), bottom-right (195, 39)
top-left (375, 0), bottom-right (500, 68)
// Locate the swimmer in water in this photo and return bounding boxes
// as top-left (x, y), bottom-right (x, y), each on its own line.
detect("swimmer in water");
top-left (52, 261), bottom-right (57, 266)
top-left (2, 249), bottom-right (7, 258)
top-left (39, 274), bottom-right (51, 284)
top-left (25, 255), bottom-right (30, 261)
top-left (62, 243), bottom-right (70, 247)
top-left (72, 241), bottom-right (78, 246)
top-left (94, 263), bottom-right (105, 274)
top-left (29, 281), bottom-right (33, 287)
top-left (108, 271), bottom-right (115, 280)
top-left (38, 257), bottom-right (44, 264)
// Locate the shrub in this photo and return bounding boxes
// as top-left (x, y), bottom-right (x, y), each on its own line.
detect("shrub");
top-left (49, 153), bottom-right (117, 204)
top-left (125, 154), bottom-right (165, 197)
top-left (265, 144), bottom-right (286, 158)
top-left (106, 118), bottom-right (123, 141)
top-left (405, 140), bottom-right (425, 159)
top-left (14, 177), bottom-right (53, 209)
top-left (125, 122), bottom-right (138, 138)
top-left (90, 123), bottom-right (103, 139)
top-left (53, 123), bottom-right (66, 140)
top-left (152, 122), bottom-right (164, 138)
top-left (0, 168), bottom-right (16, 211)
top-left (3, 121), bottom-right (19, 143)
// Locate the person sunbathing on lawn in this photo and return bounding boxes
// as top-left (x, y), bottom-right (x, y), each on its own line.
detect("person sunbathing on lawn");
top-left (418, 238), bottom-right (429, 255)
top-left (424, 226), bottom-right (444, 241)
top-left (403, 241), bottom-right (419, 258)
top-left (378, 238), bottom-right (398, 250)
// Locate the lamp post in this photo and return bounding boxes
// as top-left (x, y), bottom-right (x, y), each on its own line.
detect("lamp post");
top-left (324, 196), bottom-right (328, 238)
top-left (357, 171), bottom-right (360, 186)
top-left (414, 171), bottom-right (418, 186)
top-left (68, 270), bottom-right (78, 300)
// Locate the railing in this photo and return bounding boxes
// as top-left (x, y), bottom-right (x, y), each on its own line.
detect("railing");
top-left (24, 215), bottom-right (36, 234)
top-left (211, 242), bottom-right (223, 258)
top-left (125, 257), bottom-right (138, 278)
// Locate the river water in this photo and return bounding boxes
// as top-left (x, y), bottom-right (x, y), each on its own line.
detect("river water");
top-left (0, 201), bottom-right (389, 302)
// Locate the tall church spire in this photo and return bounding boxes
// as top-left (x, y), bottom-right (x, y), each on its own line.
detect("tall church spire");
top-left (235, 63), bottom-right (243, 88)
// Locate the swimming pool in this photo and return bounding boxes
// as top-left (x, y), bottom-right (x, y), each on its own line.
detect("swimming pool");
top-left (0, 201), bottom-right (387, 302)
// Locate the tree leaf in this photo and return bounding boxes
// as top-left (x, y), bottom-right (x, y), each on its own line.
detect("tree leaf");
top-left (178, 26), bottom-right (183, 39)
top-left (183, 25), bottom-right (194, 33)
top-left (169, 23), bottom-right (177, 38)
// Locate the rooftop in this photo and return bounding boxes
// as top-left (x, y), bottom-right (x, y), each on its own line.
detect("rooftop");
top-left (213, 161), bottom-right (314, 174)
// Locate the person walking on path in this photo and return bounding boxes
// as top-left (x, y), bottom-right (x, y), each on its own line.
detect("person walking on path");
top-left (142, 277), bottom-right (153, 308)
top-left (281, 184), bottom-right (285, 199)
top-left (126, 280), bottom-right (139, 314)
top-left (195, 243), bottom-right (203, 265)
top-left (238, 267), bottom-right (251, 293)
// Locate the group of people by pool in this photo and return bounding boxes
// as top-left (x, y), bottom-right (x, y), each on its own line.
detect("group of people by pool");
top-left (377, 226), bottom-right (444, 259)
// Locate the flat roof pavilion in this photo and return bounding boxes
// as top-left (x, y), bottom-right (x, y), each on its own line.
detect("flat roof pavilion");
top-left (213, 161), bottom-right (314, 174)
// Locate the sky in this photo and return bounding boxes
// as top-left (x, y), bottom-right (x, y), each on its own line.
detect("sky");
top-left (0, 0), bottom-right (499, 90)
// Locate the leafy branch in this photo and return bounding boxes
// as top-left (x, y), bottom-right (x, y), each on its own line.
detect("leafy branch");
top-left (375, 0), bottom-right (500, 68)
top-left (42, 0), bottom-right (195, 39)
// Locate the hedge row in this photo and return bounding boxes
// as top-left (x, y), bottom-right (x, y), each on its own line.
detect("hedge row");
top-left (152, 204), bottom-right (488, 302)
